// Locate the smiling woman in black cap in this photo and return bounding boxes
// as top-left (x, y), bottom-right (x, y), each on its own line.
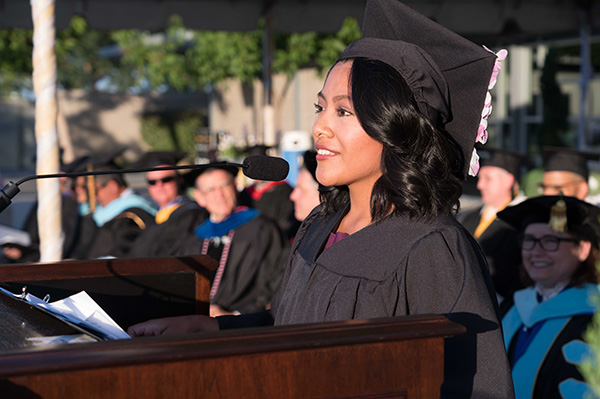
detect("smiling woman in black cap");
top-left (128, 2), bottom-right (513, 397)
top-left (497, 195), bottom-right (599, 399)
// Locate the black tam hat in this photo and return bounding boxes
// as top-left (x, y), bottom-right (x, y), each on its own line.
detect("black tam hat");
top-left (338, 0), bottom-right (505, 179)
top-left (543, 147), bottom-right (600, 181)
top-left (478, 147), bottom-right (529, 181)
top-left (134, 151), bottom-right (189, 169)
top-left (183, 161), bottom-right (239, 188)
top-left (497, 195), bottom-right (600, 249)
top-left (243, 145), bottom-right (273, 157)
top-left (61, 149), bottom-right (126, 173)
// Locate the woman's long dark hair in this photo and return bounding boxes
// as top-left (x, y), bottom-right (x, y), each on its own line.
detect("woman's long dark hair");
top-left (319, 57), bottom-right (463, 222)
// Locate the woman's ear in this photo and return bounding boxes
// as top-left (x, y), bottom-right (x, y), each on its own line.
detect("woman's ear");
top-left (577, 240), bottom-right (592, 262)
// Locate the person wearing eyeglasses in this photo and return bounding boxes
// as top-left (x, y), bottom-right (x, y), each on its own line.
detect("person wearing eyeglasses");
top-left (496, 195), bottom-right (600, 399)
top-left (539, 147), bottom-right (600, 201)
top-left (170, 164), bottom-right (289, 317)
top-left (128, 152), bottom-right (209, 257)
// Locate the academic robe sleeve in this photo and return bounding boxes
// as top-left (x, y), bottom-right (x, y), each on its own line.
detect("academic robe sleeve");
top-left (213, 216), bottom-right (290, 313)
top-left (404, 227), bottom-right (513, 399)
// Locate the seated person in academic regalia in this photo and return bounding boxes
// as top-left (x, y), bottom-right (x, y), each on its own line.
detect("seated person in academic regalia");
top-left (497, 195), bottom-right (599, 399)
top-left (539, 146), bottom-right (600, 202)
top-left (71, 156), bottom-right (157, 260)
top-left (460, 147), bottom-right (528, 302)
top-left (238, 145), bottom-right (300, 241)
top-left (2, 161), bottom-right (84, 263)
top-left (172, 164), bottom-right (289, 317)
top-left (128, 151), bottom-right (208, 257)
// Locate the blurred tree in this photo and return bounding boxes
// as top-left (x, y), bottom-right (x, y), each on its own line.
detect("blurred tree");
top-left (113, 15), bottom-right (360, 91)
top-left (533, 47), bottom-right (570, 148)
top-left (0, 14), bottom-right (360, 94)
top-left (141, 110), bottom-right (201, 158)
top-left (55, 15), bottom-right (116, 90)
top-left (0, 14), bottom-right (361, 153)
top-left (0, 28), bottom-right (33, 94)
top-left (315, 17), bottom-right (361, 74)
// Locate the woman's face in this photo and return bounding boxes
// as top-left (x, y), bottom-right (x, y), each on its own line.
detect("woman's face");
top-left (522, 223), bottom-right (591, 289)
top-left (312, 61), bottom-right (383, 192)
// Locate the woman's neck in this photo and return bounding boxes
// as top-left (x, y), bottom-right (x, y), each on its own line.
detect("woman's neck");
top-left (337, 184), bottom-right (374, 235)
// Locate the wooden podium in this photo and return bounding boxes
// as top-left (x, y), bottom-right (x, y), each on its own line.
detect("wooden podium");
top-left (0, 257), bottom-right (465, 399)
top-left (0, 255), bottom-right (217, 341)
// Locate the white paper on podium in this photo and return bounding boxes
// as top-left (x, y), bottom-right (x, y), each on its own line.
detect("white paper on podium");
top-left (0, 287), bottom-right (130, 340)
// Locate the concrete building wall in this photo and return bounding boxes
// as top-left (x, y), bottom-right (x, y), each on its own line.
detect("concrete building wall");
top-left (209, 68), bottom-right (324, 150)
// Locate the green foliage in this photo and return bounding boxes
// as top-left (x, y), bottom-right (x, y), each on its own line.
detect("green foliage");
top-left (581, 279), bottom-right (600, 398)
top-left (141, 111), bottom-right (203, 158)
top-left (186, 30), bottom-right (263, 86)
top-left (273, 32), bottom-right (318, 77)
top-left (0, 28), bottom-right (33, 93)
top-left (521, 168), bottom-right (544, 197)
top-left (315, 17), bottom-right (362, 74)
top-left (55, 15), bottom-right (116, 90)
top-left (0, 14), bottom-right (361, 94)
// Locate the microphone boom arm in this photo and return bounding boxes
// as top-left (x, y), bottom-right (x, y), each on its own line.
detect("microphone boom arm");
top-left (0, 154), bottom-right (289, 214)
top-left (0, 162), bottom-right (244, 215)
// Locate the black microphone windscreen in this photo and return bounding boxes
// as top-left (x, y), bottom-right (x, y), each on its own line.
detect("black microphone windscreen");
top-left (242, 156), bottom-right (289, 181)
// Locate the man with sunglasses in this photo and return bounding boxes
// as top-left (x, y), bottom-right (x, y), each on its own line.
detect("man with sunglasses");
top-left (128, 152), bottom-right (208, 257)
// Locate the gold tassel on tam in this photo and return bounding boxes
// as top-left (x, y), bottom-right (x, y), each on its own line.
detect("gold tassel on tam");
top-left (549, 194), bottom-right (568, 232)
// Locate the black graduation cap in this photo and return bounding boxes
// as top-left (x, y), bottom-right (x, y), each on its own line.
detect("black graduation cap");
top-left (183, 161), bottom-right (239, 188)
top-left (497, 195), bottom-right (600, 248)
top-left (478, 147), bottom-right (529, 181)
top-left (134, 151), bottom-right (189, 169)
top-left (61, 149), bottom-right (126, 173)
top-left (543, 146), bottom-right (600, 181)
top-left (61, 155), bottom-right (92, 173)
top-left (243, 145), bottom-right (273, 157)
top-left (338, 0), bottom-right (500, 179)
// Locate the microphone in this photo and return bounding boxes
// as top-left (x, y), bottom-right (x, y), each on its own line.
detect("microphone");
top-left (242, 155), bottom-right (290, 181)
top-left (0, 155), bottom-right (290, 214)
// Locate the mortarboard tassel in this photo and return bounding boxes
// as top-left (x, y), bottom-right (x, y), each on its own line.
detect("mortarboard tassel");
top-left (549, 194), bottom-right (568, 233)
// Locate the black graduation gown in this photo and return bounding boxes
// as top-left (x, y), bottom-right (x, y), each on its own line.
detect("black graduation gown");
top-left (239, 183), bottom-right (300, 241)
top-left (128, 201), bottom-right (209, 257)
top-left (461, 207), bottom-right (522, 299)
top-left (173, 214), bottom-right (290, 313)
top-left (73, 207), bottom-right (156, 259)
top-left (270, 205), bottom-right (515, 399)
top-left (3, 194), bottom-right (83, 263)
